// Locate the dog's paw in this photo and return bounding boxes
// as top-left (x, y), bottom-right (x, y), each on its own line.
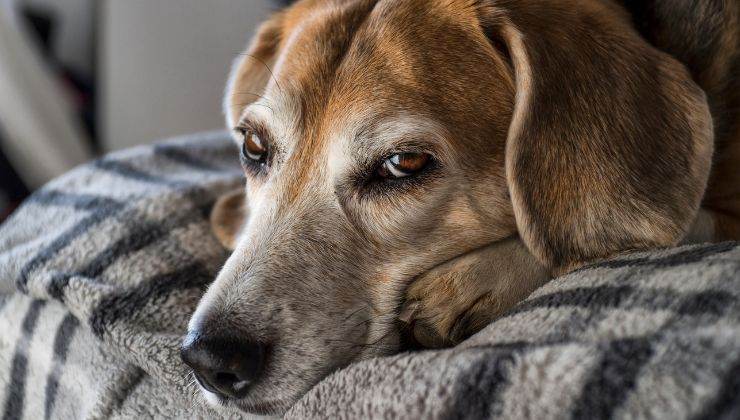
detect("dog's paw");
top-left (400, 237), bottom-right (550, 348)
top-left (401, 255), bottom-right (501, 348)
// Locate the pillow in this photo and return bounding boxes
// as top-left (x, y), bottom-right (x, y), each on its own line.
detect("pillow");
top-left (1, 132), bottom-right (738, 419)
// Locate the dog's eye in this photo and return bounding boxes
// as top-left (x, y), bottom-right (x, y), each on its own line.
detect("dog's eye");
top-left (378, 153), bottom-right (430, 179)
top-left (240, 130), bottom-right (268, 163)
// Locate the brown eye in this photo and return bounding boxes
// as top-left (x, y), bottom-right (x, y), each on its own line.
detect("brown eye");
top-left (378, 153), bottom-right (431, 179)
top-left (241, 130), bottom-right (267, 162)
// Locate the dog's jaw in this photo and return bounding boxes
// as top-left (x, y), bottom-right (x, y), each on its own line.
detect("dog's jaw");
top-left (196, 385), bottom-right (293, 417)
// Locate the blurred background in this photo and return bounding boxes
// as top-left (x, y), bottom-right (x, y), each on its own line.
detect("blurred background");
top-left (0, 0), bottom-right (290, 221)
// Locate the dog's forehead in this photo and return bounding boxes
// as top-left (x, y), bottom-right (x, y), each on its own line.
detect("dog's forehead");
top-left (255, 0), bottom-right (489, 145)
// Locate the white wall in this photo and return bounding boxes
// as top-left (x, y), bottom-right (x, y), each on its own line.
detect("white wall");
top-left (100, 0), bottom-right (274, 151)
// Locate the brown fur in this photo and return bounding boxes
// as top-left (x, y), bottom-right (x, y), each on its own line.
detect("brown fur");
top-left (191, 0), bottom-right (740, 413)
top-left (617, 0), bottom-right (740, 241)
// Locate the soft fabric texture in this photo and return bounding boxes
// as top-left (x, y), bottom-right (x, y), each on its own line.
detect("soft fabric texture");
top-left (0, 132), bottom-right (738, 419)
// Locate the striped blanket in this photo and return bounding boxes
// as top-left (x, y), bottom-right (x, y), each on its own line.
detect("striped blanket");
top-left (0, 132), bottom-right (738, 419)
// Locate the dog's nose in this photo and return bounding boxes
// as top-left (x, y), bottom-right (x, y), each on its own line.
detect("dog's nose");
top-left (180, 331), bottom-right (265, 399)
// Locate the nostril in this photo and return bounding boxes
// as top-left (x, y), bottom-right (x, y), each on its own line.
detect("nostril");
top-left (215, 371), bottom-right (238, 385)
top-left (192, 372), bottom-right (220, 396)
top-left (215, 372), bottom-right (250, 392)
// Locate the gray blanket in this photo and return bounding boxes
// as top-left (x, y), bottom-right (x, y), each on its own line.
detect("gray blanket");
top-left (1, 132), bottom-right (738, 419)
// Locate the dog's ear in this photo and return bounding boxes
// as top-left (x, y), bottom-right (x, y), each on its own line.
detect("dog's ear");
top-left (478, 1), bottom-right (714, 274)
top-left (224, 12), bottom-right (285, 128)
top-left (210, 189), bottom-right (247, 250)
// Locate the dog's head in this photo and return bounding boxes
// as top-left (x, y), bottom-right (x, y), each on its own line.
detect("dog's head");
top-left (182, 0), bottom-right (712, 414)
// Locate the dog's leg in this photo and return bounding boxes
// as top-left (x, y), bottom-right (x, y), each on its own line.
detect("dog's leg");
top-left (401, 237), bottom-right (550, 348)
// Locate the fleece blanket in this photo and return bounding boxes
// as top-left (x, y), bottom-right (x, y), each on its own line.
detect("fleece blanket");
top-left (0, 131), bottom-right (738, 419)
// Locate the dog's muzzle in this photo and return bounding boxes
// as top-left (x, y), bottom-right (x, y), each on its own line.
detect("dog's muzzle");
top-left (180, 331), bottom-right (266, 400)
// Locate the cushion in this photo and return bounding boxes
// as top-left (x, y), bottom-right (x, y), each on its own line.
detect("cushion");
top-left (1, 132), bottom-right (738, 419)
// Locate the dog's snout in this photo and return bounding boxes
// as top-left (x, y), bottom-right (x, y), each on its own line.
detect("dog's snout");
top-left (180, 331), bottom-right (265, 399)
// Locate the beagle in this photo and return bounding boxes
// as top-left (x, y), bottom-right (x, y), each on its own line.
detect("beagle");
top-left (180, 0), bottom-right (740, 414)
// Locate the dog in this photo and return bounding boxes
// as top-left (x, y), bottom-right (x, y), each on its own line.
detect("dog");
top-left (180, 0), bottom-right (740, 414)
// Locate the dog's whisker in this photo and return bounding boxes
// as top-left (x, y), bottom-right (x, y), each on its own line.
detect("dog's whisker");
top-left (231, 91), bottom-right (268, 101)
top-left (236, 52), bottom-right (283, 93)
top-left (352, 317), bottom-right (373, 328)
top-left (350, 342), bottom-right (398, 351)
top-left (343, 305), bottom-right (368, 322)
top-left (188, 388), bottom-right (199, 409)
top-left (367, 329), bottom-right (395, 346)
top-left (233, 101), bottom-right (275, 113)
top-left (231, 91), bottom-right (275, 112)
top-left (325, 337), bottom-right (370, 344)
top-left (327, 339), bottom-right (396, 352)
top-left (329, 325), bottom-right (401, 353)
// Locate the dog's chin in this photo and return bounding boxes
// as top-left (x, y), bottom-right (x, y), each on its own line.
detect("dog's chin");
top-left (199, 386), bottom-right (293, 416)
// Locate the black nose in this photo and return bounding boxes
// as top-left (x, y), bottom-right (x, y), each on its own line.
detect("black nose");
top-left (180, 331), bottom-right (265, 399)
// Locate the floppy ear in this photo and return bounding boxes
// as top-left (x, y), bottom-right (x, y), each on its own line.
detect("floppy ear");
top-left (210, 189), bottom-right (247, 251)
top-left (479, 1), bottom-right (714, 274)
top-left (224, 12), bottom-right (285, 128)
